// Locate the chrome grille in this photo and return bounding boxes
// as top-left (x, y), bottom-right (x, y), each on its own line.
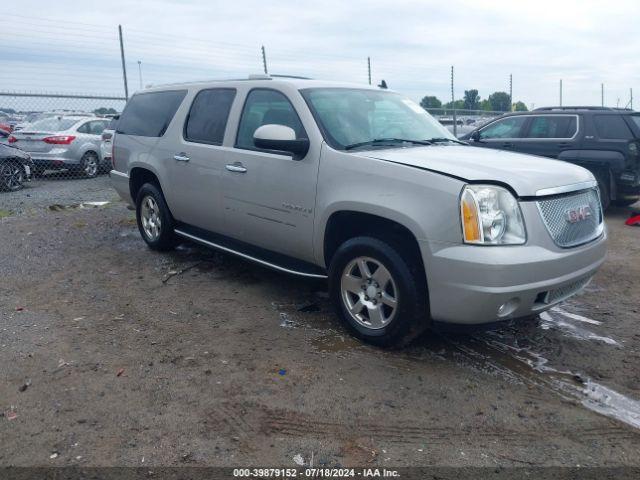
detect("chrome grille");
top-left (537, 188), bottom-right (603, 248)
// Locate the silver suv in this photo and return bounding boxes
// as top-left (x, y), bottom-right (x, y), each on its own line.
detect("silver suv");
top-left (110, 76), bottom-right (607, 346)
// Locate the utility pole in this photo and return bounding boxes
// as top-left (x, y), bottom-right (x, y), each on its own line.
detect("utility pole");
top-left (261, 45), bottom-right (268, 75)
top-left (601, 83), bottom-right (604, 107)
top-left (630, 88), bottom-right (633, 110)
top-left (137, 60), bottom-right (143, 90)
top-left (559, 79), bottom-right (563, 107)
top-left (118, 25), bottom-right (129, 100)
top-left (451, 66), bottom-right (456, 137)
top-left (367, 57), bottom-right (371, 85)
top-left (509, 74), bottom-right (513, 111)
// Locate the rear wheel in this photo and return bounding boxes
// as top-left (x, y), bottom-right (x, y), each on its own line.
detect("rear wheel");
top-left (329, 236), bottom-right (429, 347)
top-left (0, 162), bottom-right (25, 191)
top-left (80, 151), bottom-right (99, 178)
top-left (135, 183), bottom-right (178, 251)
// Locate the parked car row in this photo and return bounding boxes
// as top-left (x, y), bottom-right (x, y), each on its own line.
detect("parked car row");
top-left (0, 112), bottom-right (119, 191)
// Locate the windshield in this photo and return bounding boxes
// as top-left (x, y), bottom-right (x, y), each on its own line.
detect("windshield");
top-left (28, 117), bottom-right (78, 132)
top-left (300, 88), bottom-right (454, 150)
top-left (629, 114), bottom-right (640, 134)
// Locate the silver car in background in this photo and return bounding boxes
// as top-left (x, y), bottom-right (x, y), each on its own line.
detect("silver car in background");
top-left (9, 116), bottom-right (109, 178)
top-left (99, 116), bottom-right (119, 168)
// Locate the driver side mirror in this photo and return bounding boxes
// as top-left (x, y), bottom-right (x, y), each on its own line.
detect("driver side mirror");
top-left (470, 130), bottom-right (481, 142)
top-left (253, 124), bottom-right (310, 160)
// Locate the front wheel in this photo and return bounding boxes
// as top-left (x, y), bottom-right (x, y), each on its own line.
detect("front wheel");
top-left (329, 236), bottom-right (429, 347)
top-left (0, 162), bottom-right (25, 191)
top-left (135, 183), bottom-right (178, 251)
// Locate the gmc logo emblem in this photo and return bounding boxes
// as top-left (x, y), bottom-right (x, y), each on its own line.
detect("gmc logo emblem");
top-left (565, 205), bottom-right (592, 223)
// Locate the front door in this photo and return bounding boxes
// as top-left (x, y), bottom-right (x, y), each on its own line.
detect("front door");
top-left (471, 115), bottom-right (529, 151)
top-left (221, 88), bottom-right (318, 263)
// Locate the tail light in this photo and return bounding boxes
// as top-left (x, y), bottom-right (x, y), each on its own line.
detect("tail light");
top-left (8, 135), bottom-right (17, 143)
top-left (102, 132), bottom-right (113, 141)
top-left (43, 135), bottom-right (76, 145)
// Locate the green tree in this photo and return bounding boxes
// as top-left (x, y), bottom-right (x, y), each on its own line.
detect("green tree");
top-left (513, 101), bottom-right (528, 112)
top-left (420, 96), bottom-right (442, 109)
top-left (443, 99), bottom-right (465, 110)
top-left (463, 89), bottom-right (480, 110)
top-left (488, 92), bottom-right (511, 112)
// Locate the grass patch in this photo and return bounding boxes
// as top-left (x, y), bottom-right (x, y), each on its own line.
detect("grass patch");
top-left (0, 209), bottom-right (12, 218)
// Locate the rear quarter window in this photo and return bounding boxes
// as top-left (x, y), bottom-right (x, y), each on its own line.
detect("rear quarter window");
top-left (593, 114), bottom-right (633, 140)
top-left (116, 90), bottom-right (187, 137)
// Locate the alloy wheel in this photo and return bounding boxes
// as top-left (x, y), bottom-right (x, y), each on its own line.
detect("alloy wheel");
top-left (140, 195), bottom-right (162, 241)
top-left (340, 256), bottom-right (398, 329)
top-left (1, 163), bottom-right (24, 191)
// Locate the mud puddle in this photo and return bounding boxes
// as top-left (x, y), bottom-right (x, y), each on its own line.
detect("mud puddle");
top-left (420, 304), bottom-right (640, 430)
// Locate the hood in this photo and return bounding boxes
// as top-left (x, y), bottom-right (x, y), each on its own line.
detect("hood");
top-left (356, 145), bottom-right (594, 197)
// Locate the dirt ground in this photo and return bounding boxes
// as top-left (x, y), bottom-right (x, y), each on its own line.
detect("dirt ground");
top-left (1, 176), bottom-right (640, 470)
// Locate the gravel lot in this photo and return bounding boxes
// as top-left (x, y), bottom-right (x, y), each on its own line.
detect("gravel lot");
top-left (1, 176), bottom-right (640, 470)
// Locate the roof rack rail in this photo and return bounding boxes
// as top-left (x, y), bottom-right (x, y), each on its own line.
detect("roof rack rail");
top-left (533, 106), bottom-right (615, 111)
top-left (270, 74), bottom-right (313, 80)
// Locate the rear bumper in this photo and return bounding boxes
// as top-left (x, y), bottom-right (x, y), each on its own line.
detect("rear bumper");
top-left (109, 170), bottom-right (132, 206)
top-left (423, 231), bottom-right (607, 325)
top-left (32, 157), bottom-right (80, 168)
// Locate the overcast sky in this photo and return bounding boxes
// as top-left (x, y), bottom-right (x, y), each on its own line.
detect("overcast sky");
top-left (2, 0), bottom-right (639, 109)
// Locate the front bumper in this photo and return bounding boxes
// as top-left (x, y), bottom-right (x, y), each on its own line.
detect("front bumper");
top-left (423, 231), bottom-right (607, 325)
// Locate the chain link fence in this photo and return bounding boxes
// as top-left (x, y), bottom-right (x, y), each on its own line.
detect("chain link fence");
top-left (0, 92), bottom-right (126, 190)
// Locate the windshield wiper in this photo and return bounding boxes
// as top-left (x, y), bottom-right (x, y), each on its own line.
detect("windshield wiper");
top-left (425, 137), bottom-right (467, 145)
top-left (344, 138), bottom-right (433, 150)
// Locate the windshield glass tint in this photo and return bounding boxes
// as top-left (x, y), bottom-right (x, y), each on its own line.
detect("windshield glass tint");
top-left (301, 88), bottom-right (453, 149)
top-left (29, 117), bottom-right (78, 132)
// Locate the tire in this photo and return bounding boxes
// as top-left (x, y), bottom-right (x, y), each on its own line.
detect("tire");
top-left (328, 236), bottom-right (429, 347)
top-left (613, 197), bottom-right (639, 207)
top-left (135, 183), bottom-right (179, 251)
top-left (80, 151), bottom-right (99, 178)
top-left (595, 171), bottom-right (611, 210)
top-left (0, 161), bottom-right (25, 191)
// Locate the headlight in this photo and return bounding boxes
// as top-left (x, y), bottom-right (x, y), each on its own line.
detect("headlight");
top-left (460, 184), bottom-right (526, 245)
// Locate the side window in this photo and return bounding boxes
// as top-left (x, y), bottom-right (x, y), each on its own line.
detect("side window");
top-left (236, 89), bottom-right (306, 150)
top-left (77, 122), bottom-right (91, 134)
top-left (89, 121), bottom-right (107, 135)
top-left (116, 90), bottom-right (187, 137)
top-left (526, 115), bottom-right (577, 139)
top-left (479, 116), bottom-right (527, 139)
top-left (184, 88), bottom-right (236, 145)
top-left (594, 115), bottom-right (633, 140)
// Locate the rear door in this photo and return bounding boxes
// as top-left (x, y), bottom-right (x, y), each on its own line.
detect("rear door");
top-left (470, 115), bottom-right (529, 151)
top-left (162, 87), bottom-right (236, 232)
top-left (516, 114), bottom-right (580, 158)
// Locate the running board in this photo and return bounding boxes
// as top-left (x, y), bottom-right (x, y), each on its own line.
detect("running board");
top-left (174, 226), bottom-right (328, 279)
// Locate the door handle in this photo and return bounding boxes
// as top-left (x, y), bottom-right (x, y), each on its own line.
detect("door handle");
top-left (173, 153), bottom-right (190, 162)
top-left (501, 142), bottom-right (514, 148)
top-left (225, 162), bottom-right (247, 173)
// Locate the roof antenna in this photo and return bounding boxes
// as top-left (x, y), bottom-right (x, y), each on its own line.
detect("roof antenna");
top-left (378, 79), bottom-right (388, 89)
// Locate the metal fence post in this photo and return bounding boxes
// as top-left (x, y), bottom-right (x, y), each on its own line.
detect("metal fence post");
top-left (451, 66), bottom-right (457, 137)
top-left (118, 25), bottom-right (129, 100)
top-left (261, 46), bottom-right (268, 75)
top-left (367, 57), bottom-right (371, 85)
